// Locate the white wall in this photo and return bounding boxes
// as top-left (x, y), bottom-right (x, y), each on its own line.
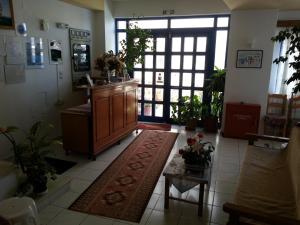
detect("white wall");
top-left (222, 10), bottom-right (278, 132)
top-left (0, 0), bottom-right (104, 159)
top-left (104, 0), bottom-right (115, 51)
top-left (113, 0), bottom-right (230, 18)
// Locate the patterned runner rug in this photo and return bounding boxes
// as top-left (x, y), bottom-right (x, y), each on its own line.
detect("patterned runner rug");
top-left (69, 130), bottom-right (178, 222)
top-left (136, 122), bottom-right (171, 131)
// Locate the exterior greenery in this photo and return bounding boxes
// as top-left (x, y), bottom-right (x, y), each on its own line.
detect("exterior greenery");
top-left (272, 26), bottom-right (300, 94)
top-left (119, 23), bottom-right (153, 72)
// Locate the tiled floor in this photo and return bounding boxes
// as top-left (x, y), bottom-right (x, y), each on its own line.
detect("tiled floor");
top-left (40, 126), bottom-right (247, 225)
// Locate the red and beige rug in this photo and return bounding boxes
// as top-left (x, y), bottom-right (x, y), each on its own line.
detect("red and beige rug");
top-left (136, 122), bottom-right (171, 131)
top-left (69, 130), bottom-right (178, 222)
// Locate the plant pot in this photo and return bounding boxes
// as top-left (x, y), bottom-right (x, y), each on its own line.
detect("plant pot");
top-left (28, 174), bottom-right (48, 194)
top-left (203, 116), bottom-right (218, 133)
top-left (185, 118), bottom-right (198, 131)
top-left (184, 162), bottom-right (205, 172)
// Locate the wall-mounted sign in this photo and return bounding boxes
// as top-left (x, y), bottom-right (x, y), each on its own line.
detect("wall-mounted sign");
top-left (26, 37), bottom-right (44, 69)
top-left (236, 50), bottom-right (263, 68)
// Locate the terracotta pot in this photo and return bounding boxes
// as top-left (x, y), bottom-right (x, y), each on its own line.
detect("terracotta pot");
top-left (185, 118), bottom-right (198, 131)
top-left (203, 116), bottom-right (218, 133)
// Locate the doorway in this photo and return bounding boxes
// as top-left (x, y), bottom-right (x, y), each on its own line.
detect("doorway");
top-left (116, 16), bottom-right (229, 123)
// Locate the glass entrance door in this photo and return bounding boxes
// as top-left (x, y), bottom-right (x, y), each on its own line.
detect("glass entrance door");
top-left (134, 31), bottom-right (214, 122)
top-left (169, 31), bottom-right (214, 121)
top-left (134, 33), bottom-right (168, 122)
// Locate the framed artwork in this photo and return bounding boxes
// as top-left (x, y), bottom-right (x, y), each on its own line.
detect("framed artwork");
top-left (26, 37), bottom-right (45, 69)
top-left (0, 0), bottom-right (15, 29)
top-left (236, 50), bottom-right (263, 68)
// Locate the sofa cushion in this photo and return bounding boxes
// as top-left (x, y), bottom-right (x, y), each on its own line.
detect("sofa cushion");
top-left (234, 145), bottom-right (297, 219)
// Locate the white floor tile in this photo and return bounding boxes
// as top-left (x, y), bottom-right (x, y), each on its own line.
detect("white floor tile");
top-left (51, 191), bottom-right (80, 208)
top-left (39, 205), bottom-right (63, 225)
top-left (211, 206), bottom-right (228, 225)
top-left (81, 215), bottom-right (114, 225)
top-left (146, 210), bottom-right (181, 225)
top-left (48, 209), bottom-right (87, 225)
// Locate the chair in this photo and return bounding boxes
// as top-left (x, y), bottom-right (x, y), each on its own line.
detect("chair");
top-left (264, 94), bottom-right (287, 137)
top-left (286, 94), bottom-right (300, 137)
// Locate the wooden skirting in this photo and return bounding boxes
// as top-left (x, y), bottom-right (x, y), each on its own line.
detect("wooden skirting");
top-left (277, 20), bottom-right (300, 27)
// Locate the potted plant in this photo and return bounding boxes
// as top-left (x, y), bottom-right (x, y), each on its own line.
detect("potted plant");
top-left (0, 122), bottom-right (61, 194)
top-left (203, 67), bottom-right (226, 132)
top-left (118, 22), bottom-right (153, 73)
top-left (271, 26), bottom-right (300, 94)
top-left (171, 95), bottom-right (202, 131)
top-left (179, 133), bottom-right (214, 171)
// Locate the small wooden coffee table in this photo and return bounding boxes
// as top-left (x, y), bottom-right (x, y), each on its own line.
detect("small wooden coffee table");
top-left (163, 154), bottom-right (212, 216)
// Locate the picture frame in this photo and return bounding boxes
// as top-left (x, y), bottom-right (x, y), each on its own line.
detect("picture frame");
top-left (236, 50), bottom-right (263, 68)
top-left (0, 0), bottom-right (15, 30)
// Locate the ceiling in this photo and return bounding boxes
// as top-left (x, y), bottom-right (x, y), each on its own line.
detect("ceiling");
top-left (222, 0), bottom-right (300, 10)
top-left (61, 0), bottom-right (104, 11)
top-left (60, 0), bottom-right (300, 12)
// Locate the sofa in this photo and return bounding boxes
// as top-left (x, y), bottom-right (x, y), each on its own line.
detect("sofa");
top-left (223, 123), bottom-right (300, 225)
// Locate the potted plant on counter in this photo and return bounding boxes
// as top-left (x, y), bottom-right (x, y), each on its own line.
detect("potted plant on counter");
top-left (118, 22), bottom-right (153, 73)
top-left (171, 95), bottom-right (203, 131)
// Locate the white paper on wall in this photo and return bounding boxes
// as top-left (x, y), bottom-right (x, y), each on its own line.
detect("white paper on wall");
top-left (4, 64), bottom-right (26, 84)
top-left (6, 37), bottom-right (25, 65)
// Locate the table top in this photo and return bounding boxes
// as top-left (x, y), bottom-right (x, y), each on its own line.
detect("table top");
top-left (163, 154), bottom-right (211, 184)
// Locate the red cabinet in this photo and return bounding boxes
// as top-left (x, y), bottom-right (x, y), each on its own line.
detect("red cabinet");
top-left (224, 102), bottom-right (261, 138)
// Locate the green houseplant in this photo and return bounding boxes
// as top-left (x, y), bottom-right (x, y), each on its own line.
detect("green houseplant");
top-left (0, 122), bottom-right (61, 194)
top-left (118, 22), bottom-right (153, 73)
top-left (271, 26), bottom-right (300, 94)
top-left (203, 67), bottom-right (226, 132)
top-left (171, 95), bottom-right (203, 130)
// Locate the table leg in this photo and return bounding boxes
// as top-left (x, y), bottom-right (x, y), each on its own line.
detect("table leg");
top-left (198, 183), bottom-right (204, 216)
top-left (164, 177), bottom-right (170, 209)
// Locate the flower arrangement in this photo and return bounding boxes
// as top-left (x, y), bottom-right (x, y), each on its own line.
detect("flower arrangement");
top-left (95, 50), bottom-right (125, 76)
top-left (179, 133), bottom-right (214, 169)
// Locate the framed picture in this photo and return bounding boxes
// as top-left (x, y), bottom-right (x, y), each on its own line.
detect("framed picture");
top-left (0, 0), bottom-right (15, 29)
top-left (26, 37), bottom-right (45, 69)
top-left (236, 50), bottom-right (263, 68)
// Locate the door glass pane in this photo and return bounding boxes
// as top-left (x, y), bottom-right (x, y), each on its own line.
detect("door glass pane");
top-left (214, 30), bottom-right (228, 69)
top-left (172, 37), bottom-right (181, 52)
top-left (171, 18), bottom-right (214, 28)
top-left (134, 71), bottom-right (142, 84)
top-left (118, 32), bottom-right (126, 51)
top-left (138, 87), bottom-right (142, 100)
top-left (156, 72), bottom-right (164, 85)
top-left (145, 38), bottom-right (154, 52)
top-left (171, 72), bottom-right (180, 86)
top-left (184, 37), bottom-right (194, 52)
top-left (183, 55), bottom-right (193, 70)
top-left (170, 105), bottom-right (178, 118)
top-left (129, 20), bottom-right (168, 29)
top-left (144, 88), bottom-right (152, 101)
top-left (144, 103), bottom-right (152, 116)
top-left (145, 55), bottom-right (153, 68)
top-left (182, 89), bottom-right (191, 98)
top-left (194, 73), bottom-right (204, 87)
top-left (182, 73), bottom-right (192, 87)
top-left (155, 88), bottom-right (164, 101)
top-left (194, 90), bottom-right (203, 101)
top-left (155, 104), bottom-right (163, 117)
top-left (138, 103), bottom-right (141, 115)
top-left (195, 56), bottom-right (205, 70)
top-left (117, 21), bottom-right (126, 29)
top-left (144, 72), bottom-right (153, 85)
top-left (217, 17), bottom-right (229, 27)
top-left (134, 56), bottom-right (142, 68)
top-left (171, 55), bottom-right (181, 69)
top-left (170, 89), bottom-right (179, 102)
top-left (156, 55), bottom-right (165, 69)
top-left (156, 38), bottom-right (165, 52)
top-left (197, 37), bottom-right (207, 52)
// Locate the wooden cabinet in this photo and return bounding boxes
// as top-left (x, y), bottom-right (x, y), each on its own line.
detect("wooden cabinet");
top-left (223, 102), bottom-right (261, 139)
top-left (61, 80), bottom-right (138, 159)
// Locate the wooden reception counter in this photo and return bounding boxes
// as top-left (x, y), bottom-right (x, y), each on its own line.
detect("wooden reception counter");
top-left (61, 80), bottom-right (138, 160)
